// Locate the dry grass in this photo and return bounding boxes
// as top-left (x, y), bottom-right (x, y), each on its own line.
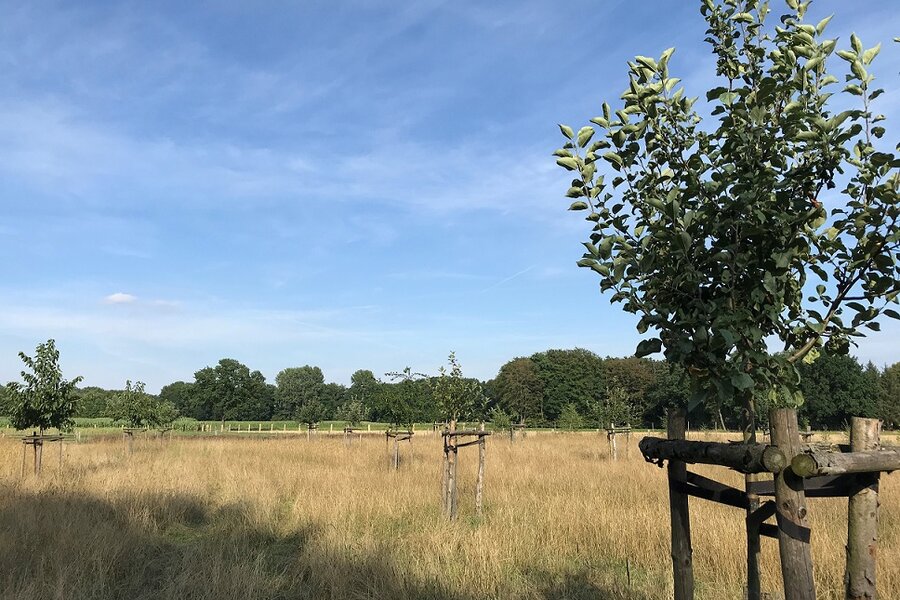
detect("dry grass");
top-left (0, 430), bottom-right (898, 599)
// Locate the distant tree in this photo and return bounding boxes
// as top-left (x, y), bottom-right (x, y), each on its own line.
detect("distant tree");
top-left (192, 359), bottom-right (272, 422)
top-left (489, 406), bottom-right (512, 432)
top-left (349, 369), bottom-right (378, 407)
top-left (798, 354), bottom-right (878, 429)
top-left (602, 357), bottom-right (664, 423)
top-left (377, 367), bottom-right (428, 428)
top-left (5, 339), bottom-right (83, 433)
top-left (159, 381), bottom-right (198, 419)
top-left (320, 382), bottom-right (348, 420)
top-left (274, 366), bottom-right (325, 420)
top-left (336, 399), bottom-right (366, 426)
top-left (880, 362), bottom-right (900, 429)
top-left (296, 399), bottom-right (327, 429)
top-left (558, 403), bottom-right (584, 430)
top-left (154, 400), bottom-right (180, 429)
top-left (588, 381), bottom-right (635, 428)
top-left (643, 363), bottom-right (692, 429)
top-left (106, 380), bottom-right (160, 428)
top-left (493, 357), bottom-right (543, 425)
top-left (530, 348), bottom-right (604, 422)
top-left (73, 386), bottom-right (115, 418)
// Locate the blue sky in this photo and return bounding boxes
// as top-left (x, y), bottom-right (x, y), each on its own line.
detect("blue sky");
top-left (1, 0), bottom-right (898, 391)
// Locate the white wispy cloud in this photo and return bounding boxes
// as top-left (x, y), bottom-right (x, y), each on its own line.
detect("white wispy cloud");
top-left (103, 292), bottom-right (137, 304)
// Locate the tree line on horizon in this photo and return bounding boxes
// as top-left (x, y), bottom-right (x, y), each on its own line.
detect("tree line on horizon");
top-left (5, 346), bottom-right (898, 432)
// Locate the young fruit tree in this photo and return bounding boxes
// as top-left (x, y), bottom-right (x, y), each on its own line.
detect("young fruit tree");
top-left (556, 0), bottom-right (898, 424)
top-left (556, 0), bottom-right (897, 598)
top-left (5, 339), bottom-right (83, 434)
top-left (107, 380), bottom-right (161, 428)
top-left (432, 353), bottom-right (490, 519)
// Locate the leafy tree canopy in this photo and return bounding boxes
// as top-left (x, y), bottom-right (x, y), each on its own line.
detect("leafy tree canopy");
top-left (106, 380), bottom-right (160, 428)
top-left (5, 339), bottom-right (83, 433)
top-left (557, 0), bottom-right (899, 418)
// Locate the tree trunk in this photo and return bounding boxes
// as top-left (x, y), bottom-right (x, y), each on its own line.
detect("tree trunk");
top-left (845, 417), bottom-right (880, 600)
top-left (770, 408), bottom-right (816, 600)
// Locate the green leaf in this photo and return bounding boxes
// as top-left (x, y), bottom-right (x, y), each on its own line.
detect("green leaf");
top-left (862, 43), bottom-right (881, 65)
top-left (635, 338), bottom-right (662, 358)
top-left (851, 33), bottom-right (862, 54)
top-left (576, 126), bottom-right (595, 148)
top-left (568, 201), bottom-right (589, 211)
top-left (815, 15), bottom-right (833, 35)
top-left (558, 124), bottom-right (575, 140)
top-left (556, 157), bottom-right (579, 171)
top-left (730, 373), bottom-right (754, 391)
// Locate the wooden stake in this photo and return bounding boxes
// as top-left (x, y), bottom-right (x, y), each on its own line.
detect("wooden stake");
top-left (770, 408), bottom-right (816, 600)
top-left (393, 436), bottom-right (400, 469)
top-left (667, 408), bottom-right (694, 600)
top-left (448, 419), bottom-right (458, 520)
top-left (441, 432), bottom-right (450, 514)
top-left (475, 422), bottom-right (486, 516)
top-left (34, 438), bottom-right (43, 476)
top-left (743, 399), bottom-right (762, 600)
top-left (845, 417), bottom-right (880, 600)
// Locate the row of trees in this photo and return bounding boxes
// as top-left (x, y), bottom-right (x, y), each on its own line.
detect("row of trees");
top-left (6, 343), bottom-right (894, 432)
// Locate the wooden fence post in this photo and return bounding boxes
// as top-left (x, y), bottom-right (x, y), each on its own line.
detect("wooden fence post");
top-left (845, 417), bottom-right (880, 600)
top-left (475, 422), bottom-right (486, 516)
top-left (667, 408), bottom-right (694, 600)
top-left (393, 436), bottom-right (400, 470)
top-left (770, 408), bottom-right (816, 600)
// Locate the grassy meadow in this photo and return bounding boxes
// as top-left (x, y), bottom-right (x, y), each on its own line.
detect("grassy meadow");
top-left (1, 430), bottom-right (899, 599)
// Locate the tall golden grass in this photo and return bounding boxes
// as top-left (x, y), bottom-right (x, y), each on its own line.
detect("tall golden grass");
top-left (0, 430), bottom-right (898, 599)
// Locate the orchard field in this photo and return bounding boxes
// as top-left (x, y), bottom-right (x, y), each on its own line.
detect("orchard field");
top-left (2, 430), bottom-right (900, 600)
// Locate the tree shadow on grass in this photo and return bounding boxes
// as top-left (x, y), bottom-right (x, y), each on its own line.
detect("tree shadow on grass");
top-left (0, 489), bottom-right (473, 600)
top-left (532, 568), bottom-right (656, 600)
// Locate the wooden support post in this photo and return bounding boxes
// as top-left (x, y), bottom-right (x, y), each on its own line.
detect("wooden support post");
top-left (626, 425), bottom-right (631, 459)
top-left (448, 419), bottom-right (458, 521)
top-left (34, 438), bottom-right (43, 476)
top-left (393, 436), bottom-right (400, 470)
top-left (743, 400), bottom-right (762, 600)
top-left (770, 408), bottom-right (816, 600)
top-left (21, 443), bottom-right (27, 478)
top-left (475, 422), bottom-right (486, 516)
top-left (441, 432), bottom-right (450, 514)
top-left (610, 423), bottom-right (618, 461)
top-left (845, 417), bottom-right (880, 600)
top-left (667, 409), bottom-right (694, 600)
